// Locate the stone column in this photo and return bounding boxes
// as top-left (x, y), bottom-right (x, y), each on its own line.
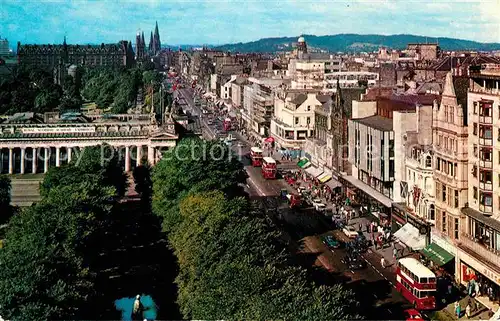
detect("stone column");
top-left (44, 148), bottom-right (49, 173)
top-left (55, 147), bottom-right (61, 167)
top-left (136, 145), bottom-right (142, 167)
top-left (67, 147), bottom-right (72, 163)
top-left (148, 145), bottom-right (155, 165)
top-left (125, 146), bottom-right (131, 172)
top-left (20, 148), bottom-right (25, 174)
top-left (32, 148), bottom-right (37, 174)
top-left (8, 148), bottom-right (13, 174)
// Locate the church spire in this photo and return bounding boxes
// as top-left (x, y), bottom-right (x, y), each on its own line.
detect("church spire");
top-left (149, 31), bottom-right (154, 53)
top-left (153, 21), bottom-right (161, 54)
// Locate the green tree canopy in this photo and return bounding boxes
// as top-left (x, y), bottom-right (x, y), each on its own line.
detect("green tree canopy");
top-left (152, 139), bottom-right (360, 320)
top-left (0, 151), bottom-right (117, 320)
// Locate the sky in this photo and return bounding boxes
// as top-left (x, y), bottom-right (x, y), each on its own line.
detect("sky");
top-left (1, 0), bottom-right (499, 47)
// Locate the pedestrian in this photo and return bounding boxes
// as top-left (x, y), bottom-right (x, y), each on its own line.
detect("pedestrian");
top-left (358, 223), bottom-right (362, 232)
top-left (447, 283), bottom-right (453, 296)
top-left (466, 301), bottom-right (471, 319)
top-left (455, 302), bottom-right (461, 318)
top-left (393, 247), bottom-right (398, 259)
top-left (381, 257), bottom-right (386, 268)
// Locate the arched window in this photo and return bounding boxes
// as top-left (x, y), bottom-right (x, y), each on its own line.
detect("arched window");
top-left (429, 204), bottom-right (435, 221)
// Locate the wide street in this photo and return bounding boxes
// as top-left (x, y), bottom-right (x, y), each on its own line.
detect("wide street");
top-left (176, 86), bottom-right (411, 319)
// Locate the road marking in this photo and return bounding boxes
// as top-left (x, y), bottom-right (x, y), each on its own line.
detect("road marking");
top-left (247, 176), bottom-right (266, 196)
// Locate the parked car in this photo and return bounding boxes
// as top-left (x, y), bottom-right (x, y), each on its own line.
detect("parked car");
top-left (321, 235), bottom-right (341, 250)
top-left (343, 225), bottom-right (359, 238)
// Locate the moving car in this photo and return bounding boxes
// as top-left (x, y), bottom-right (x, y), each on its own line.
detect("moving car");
top-left (321, 235), bottom-right (341, 250)
top-left (341, 252), bottom-right (366, 270)
top-left (404, 309), bottom-right (423, 320)
top-left (315, 203), bottom-right (326, 213)
top-left (343, 225), bottom-right (359, 238)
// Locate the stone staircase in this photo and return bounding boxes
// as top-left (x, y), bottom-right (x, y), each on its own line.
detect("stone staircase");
top-left (10, 177), bottom-right (42, 207)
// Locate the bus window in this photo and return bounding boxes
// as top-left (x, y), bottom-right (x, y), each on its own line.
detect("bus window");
top-left (420, 277), bottom-right (428, 283)
top-left (419, 291), bottom-right (432, 298)
top-left (429, 277), bottom-right (436, 283)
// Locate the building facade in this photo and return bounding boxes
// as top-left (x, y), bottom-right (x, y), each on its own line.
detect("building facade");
top-left (271, 90), bottom-right (324, 149)
top-left (459, 65), bottom-right (500, 297)
top-left (0, 112), bottom-right (177, 175)
top-left (431, 72), bottom-right (469, 281)
top-left (17, 38), bottom-right (135, 69)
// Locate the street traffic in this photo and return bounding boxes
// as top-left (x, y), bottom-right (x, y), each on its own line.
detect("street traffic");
top-left (175, 85), bottom-right (412, 320)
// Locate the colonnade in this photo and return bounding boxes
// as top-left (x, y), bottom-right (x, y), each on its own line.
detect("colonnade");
top-left (0, 144), bottom-right (161, 175)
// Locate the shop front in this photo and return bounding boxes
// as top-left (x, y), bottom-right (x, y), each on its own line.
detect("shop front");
top-left (340, 175), bottom-right (393, 218)
top-left (460, 261), bottom-right (500, 311)
top-left (392, 203), bottom-right (431, 245)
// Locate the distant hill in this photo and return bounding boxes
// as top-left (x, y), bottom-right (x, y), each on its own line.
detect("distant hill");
top-left (213, 34), bottom-right (500, 53)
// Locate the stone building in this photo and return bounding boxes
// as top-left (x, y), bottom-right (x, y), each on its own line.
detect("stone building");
top-left (270, 89), bottom-right (324, 149)
top-left (458, 64), bottom-right (500, 298)
top-left (17, 38), bottom-right (135, 69)
top-left (0, 111), bottom-right (178, 175)
top-left (431, 72), bottom-right (469, 279)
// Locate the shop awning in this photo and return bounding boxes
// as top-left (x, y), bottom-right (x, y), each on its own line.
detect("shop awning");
top-left (326, 179), bottom-right (342, 189)
top-left (297, 158), bottom-right (311, 168)
top-left (305, 166), bottom-right (323, 178)
top-left (318, 172), bottom-right (332, 183)
top-left (394, 223), bottom-right (426, 250)
top-left (420, 242), bottom-right (454, 266)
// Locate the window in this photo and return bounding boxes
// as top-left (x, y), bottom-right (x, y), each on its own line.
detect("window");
top-left (442, 211), bottom-right (447, 232)
top-left (473, 144), bottom-right (478, 157)
top-left (449, 107), bottom-right (454, 123)
top-left (472, 165), bottom-right (478, 177)
top-left (425, 156), bottom-right (432, 167)
top-left (438, 135), bottom-right (442, 146)
top-left (429, 205), bottom-right (435, 221)
top-left (295, 117), bottom-right (299, 125)
top-left (454, 218), bottom-right (459, 239)
top-left (473, 187), bottom-right (478, 200)
top-left (306, 117), bottom-right (311, 125)
top-left (480, 170), bottom-right (493, 184)
top-left (481, 148), bottom-right (492, 162)
top-left (442, 185), bottom-right (447, 202)
top-left (480, 192), bottom-right (493, 206)
top-left (454, 163), bottom-right (458, 178)
top-left (455, 190), bottom-right (459, 208)
top-left (444, 106), bottom-right (448, 121)
top-left (474, 102), bottom-right (478, 114)
top-left (307, 105), bottom-right (311, 111)
top-left (436, 157), bottom-right (441, 170)
top-left (473, 123), bottom-right (478, 135)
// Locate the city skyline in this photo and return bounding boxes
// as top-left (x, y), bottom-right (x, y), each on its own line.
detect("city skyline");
top-left (1, 0), bottom-right (499, 46)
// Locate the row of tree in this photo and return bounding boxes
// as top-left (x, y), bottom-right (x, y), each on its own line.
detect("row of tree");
top-left (0, 63), bottom-right (164, 115)
top-left (152, 138), bottom-right (360, 320)
top-left (0, 146), bottom-right (127, 321)
top-left (0, 66), bottom-right (82, 115)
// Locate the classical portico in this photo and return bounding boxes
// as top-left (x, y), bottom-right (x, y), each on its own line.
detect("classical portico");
top-left (0, 112), bottom-right (178, 175)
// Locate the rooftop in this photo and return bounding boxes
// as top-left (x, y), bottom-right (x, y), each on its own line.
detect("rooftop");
top-left (353, 115), bottom-right (393, 131)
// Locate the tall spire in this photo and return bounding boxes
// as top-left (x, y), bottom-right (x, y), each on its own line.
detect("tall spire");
top-left (149, 31), bottom-right (154, 53)
top-left (153, 21), bottom-right (161, 54)
top-left (141, 31), bottom-right (145, 47)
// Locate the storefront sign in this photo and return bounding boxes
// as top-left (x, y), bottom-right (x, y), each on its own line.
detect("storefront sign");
top-left (21, 127), bottom-right (96, 134)
top-left (461, 261), bottom-right (500, 286)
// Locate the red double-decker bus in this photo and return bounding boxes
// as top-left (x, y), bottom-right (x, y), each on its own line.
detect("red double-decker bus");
top-left (262, 157), bottom-right (277, 179)
top-left (250, 147), bottom-right (263, 167)
top-left (396, 257), bottom-right (436, 310)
